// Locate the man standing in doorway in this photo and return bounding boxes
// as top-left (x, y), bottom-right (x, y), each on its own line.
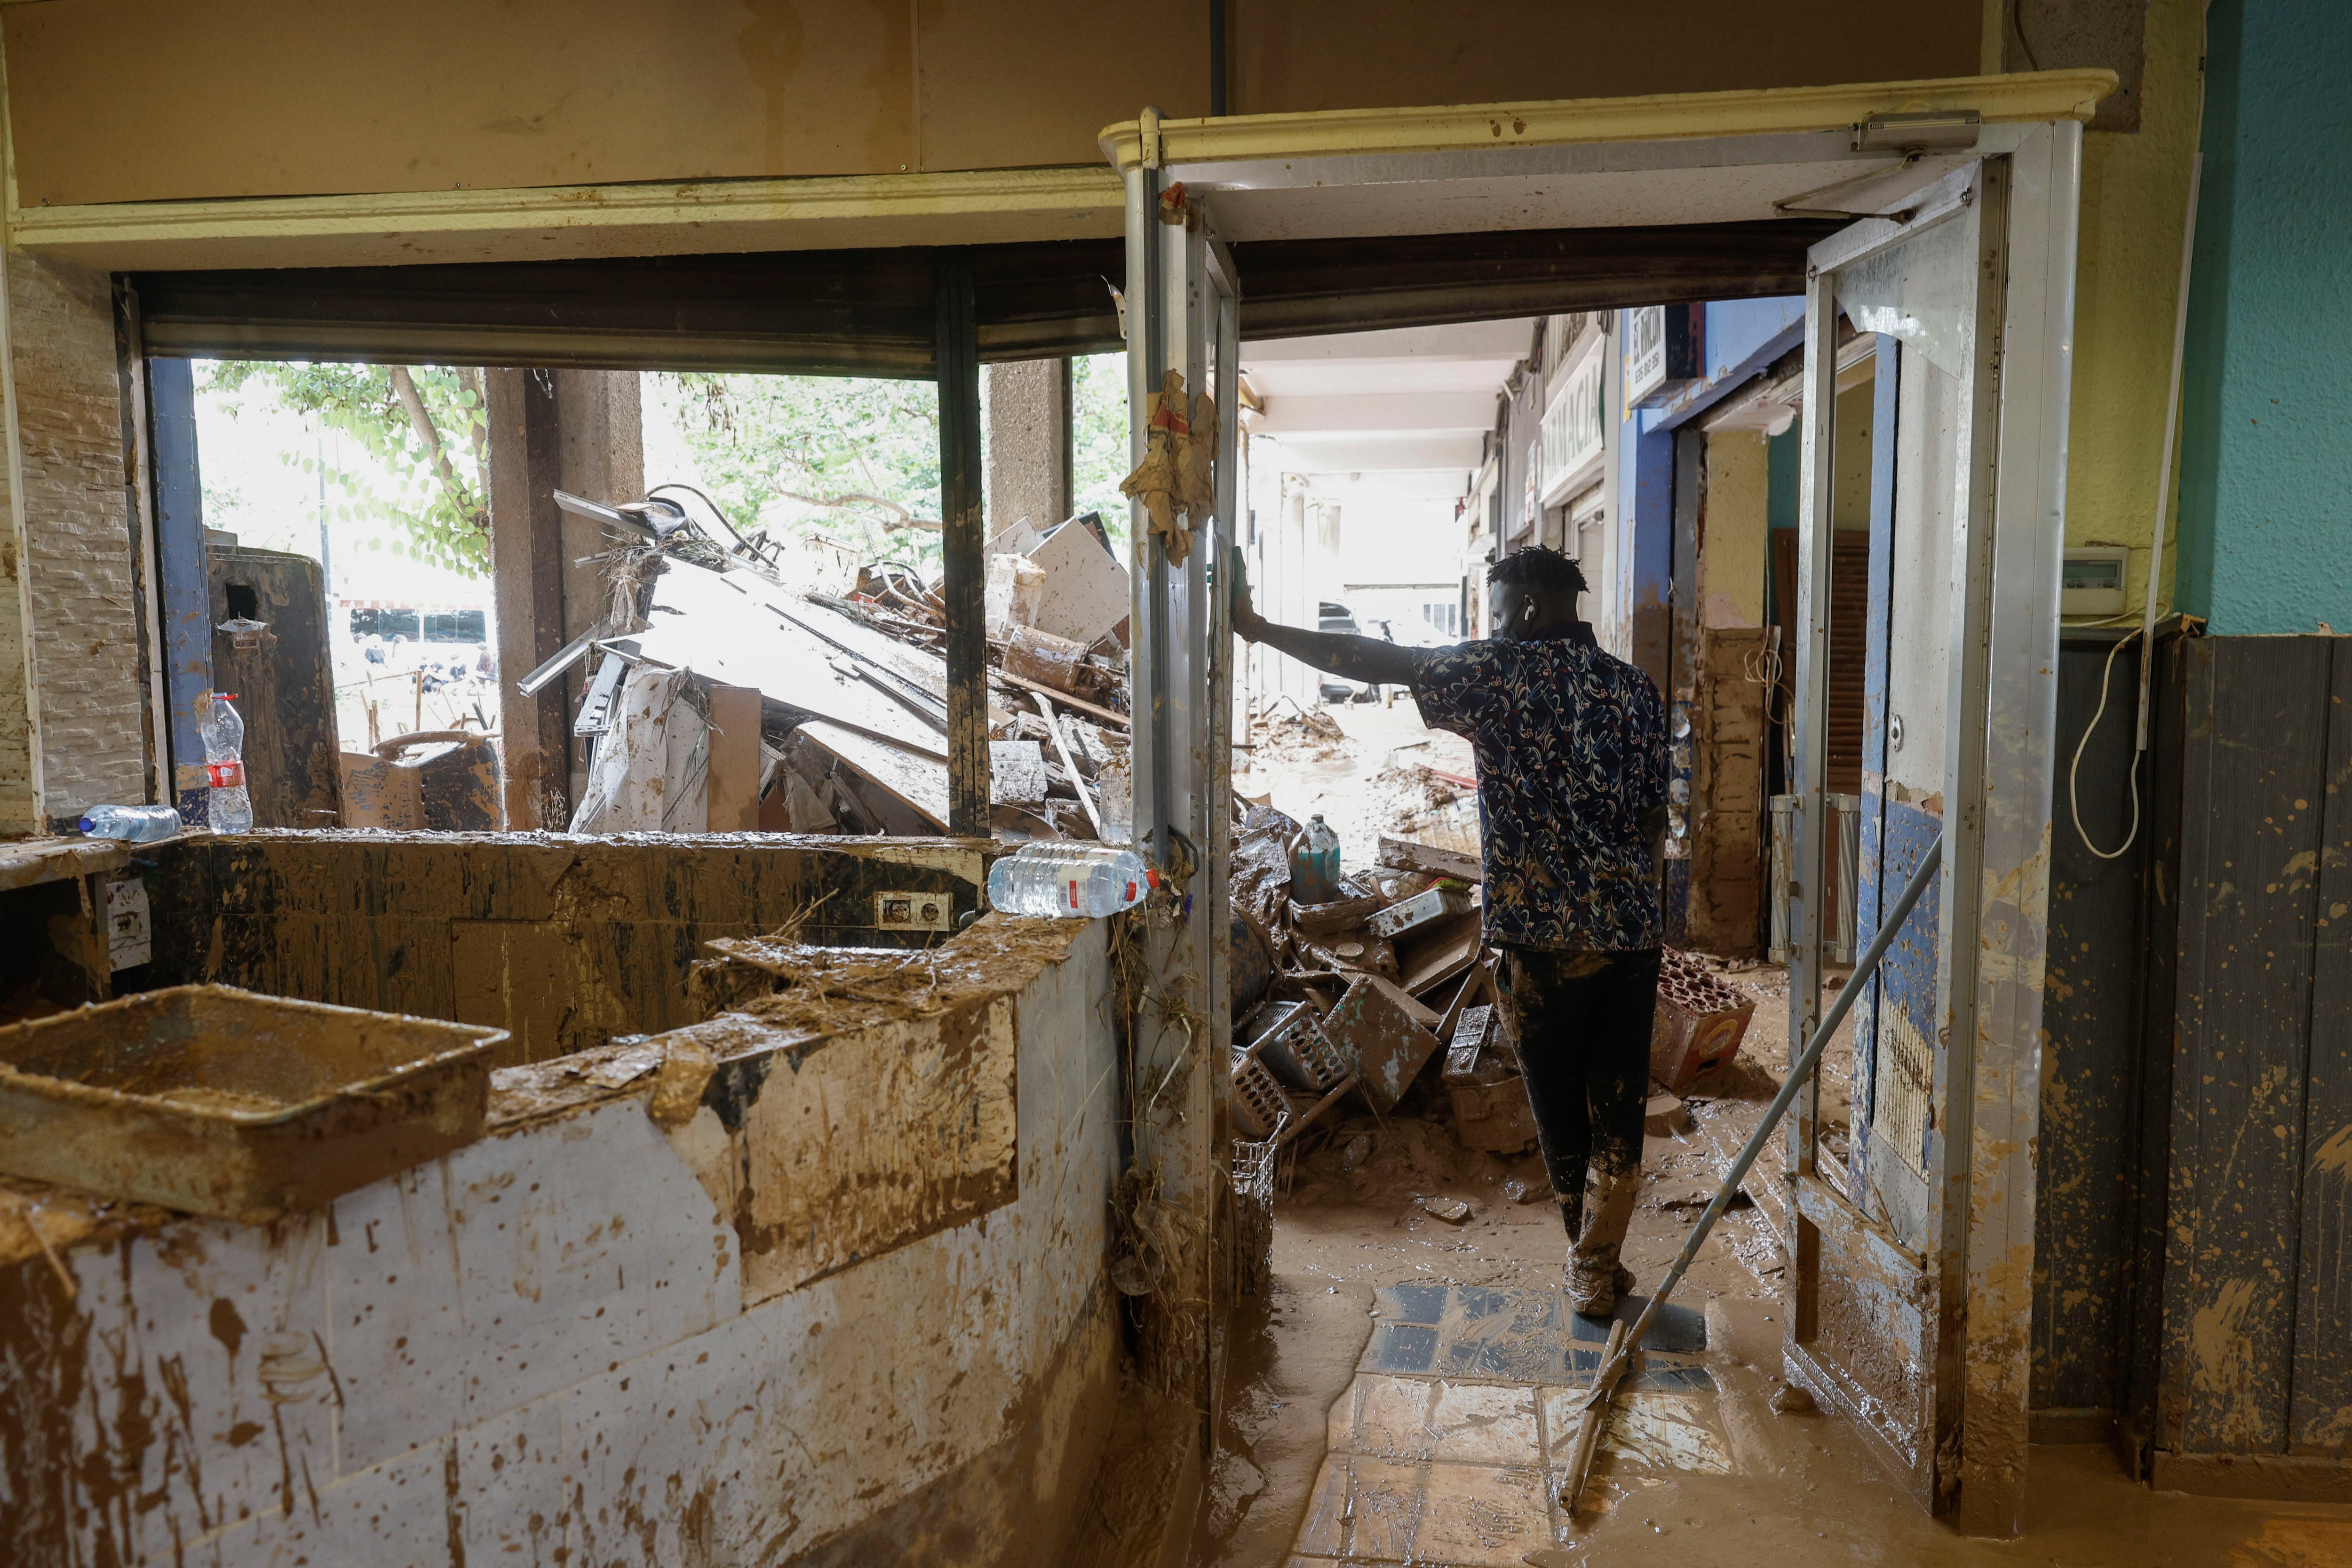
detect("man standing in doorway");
top-left (1232, 545), bottom-right (1669, 1316)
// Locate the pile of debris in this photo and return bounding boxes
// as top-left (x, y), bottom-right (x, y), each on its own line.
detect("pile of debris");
top-left (1227, 805), bottom-right (1502, 1149)
top-left (1227, 806), bottom-right (1760, 1170)
top-left (529, 488), bottom-right (1133, 842)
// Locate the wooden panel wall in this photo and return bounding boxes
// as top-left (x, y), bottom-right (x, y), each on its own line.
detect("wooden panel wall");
top-left (145, 834), bottom-right (979, 1067)
top-left (2158, 636), bottom-right (2352, 1472)
top-left (2031, 632), bottom-right (2151, 1426)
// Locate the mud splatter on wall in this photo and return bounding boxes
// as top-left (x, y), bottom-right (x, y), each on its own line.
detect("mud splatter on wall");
top-left (0, 915), bottom-right (1120, 1565)
top-left (144, 832), bottom-right (982, 1066)
top-left (2145, 636), bottom-right (2352, 1490)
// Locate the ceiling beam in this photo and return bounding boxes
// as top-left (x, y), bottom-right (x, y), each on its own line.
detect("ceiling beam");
top-left (1252, 390), bottom-right (1500, 435)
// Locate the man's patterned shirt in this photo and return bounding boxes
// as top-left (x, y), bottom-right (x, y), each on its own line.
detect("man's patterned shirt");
top-left (1411, 625), bottom-right (1669, 953)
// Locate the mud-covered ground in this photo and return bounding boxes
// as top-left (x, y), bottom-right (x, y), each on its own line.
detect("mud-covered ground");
top-left (1192, 700), bottom-right (2348, 1568)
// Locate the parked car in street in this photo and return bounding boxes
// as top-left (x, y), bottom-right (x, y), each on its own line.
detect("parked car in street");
top-left (1315, 601), bottom-right (1378, 703)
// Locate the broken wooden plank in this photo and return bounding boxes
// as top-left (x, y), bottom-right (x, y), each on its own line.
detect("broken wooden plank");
top-left (990, 666), bottom-right (1130, 729)
top-left (1033, 692), bottom-right (1104, 837)
top-left (800, 719), bottom-right (949, 830)
top-left (705, 684), bottom-right (763, 831)
top-left (1379, 833), bottom-right (1481, 883)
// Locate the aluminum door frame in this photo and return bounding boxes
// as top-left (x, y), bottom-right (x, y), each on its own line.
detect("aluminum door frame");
top-left (1783, 123), bottom-right (2081, 1536)
top-left (1121, 154), bottom-right (1239, 1414)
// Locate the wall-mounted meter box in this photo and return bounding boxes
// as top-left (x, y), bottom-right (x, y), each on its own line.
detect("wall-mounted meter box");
top-left (2062, 547), bottom-right (2131, 616)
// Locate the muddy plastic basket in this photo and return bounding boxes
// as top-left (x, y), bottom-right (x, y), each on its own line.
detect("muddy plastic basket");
top-left (0, 985), bottom-right (505, 1223)
top-left (1228, 1122), bottom-right (1284, 1299)
top-left (1229, 1047), bottom-right (1291, 1141)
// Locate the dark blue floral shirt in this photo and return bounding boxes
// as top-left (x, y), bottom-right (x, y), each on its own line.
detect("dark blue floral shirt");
top-left (1412, 626), bottom-right (1669, 953)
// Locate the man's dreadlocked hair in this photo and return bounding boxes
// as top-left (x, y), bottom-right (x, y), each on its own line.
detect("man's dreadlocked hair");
top-left (1487, 544), bottom-right (1588, 600)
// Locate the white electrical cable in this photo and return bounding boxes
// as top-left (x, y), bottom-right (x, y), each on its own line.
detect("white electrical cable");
top-left (2069, 44), bottom-right (2204, 860)
top-left (2069, 629), bottom-right (2142, 860)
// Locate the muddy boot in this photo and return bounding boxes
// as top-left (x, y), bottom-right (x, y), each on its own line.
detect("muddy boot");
top-left (1567, 1261), bottom-right (1637, 1318)
top-left (1564, 1164), bottom-right (1640, 1317)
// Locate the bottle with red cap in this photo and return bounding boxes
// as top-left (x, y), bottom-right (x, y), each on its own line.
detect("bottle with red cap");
top-left (986, 843), bottom-right (1158, 917)
top-left (200, 692), bottom-right (253, 833)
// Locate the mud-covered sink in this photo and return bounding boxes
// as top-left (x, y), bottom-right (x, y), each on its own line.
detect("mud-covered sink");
top-left (0, 985), bottom-right (505, 1223)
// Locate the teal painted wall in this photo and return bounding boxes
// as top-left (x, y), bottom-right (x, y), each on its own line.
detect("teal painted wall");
top-left (2175, 0), bottom-right (2352, 634)
top-left (1767, 425), bottom-right (1799, 534)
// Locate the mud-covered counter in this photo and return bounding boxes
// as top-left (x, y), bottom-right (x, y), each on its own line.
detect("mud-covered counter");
top-left (0, 912), bottom-right (1121, 1567)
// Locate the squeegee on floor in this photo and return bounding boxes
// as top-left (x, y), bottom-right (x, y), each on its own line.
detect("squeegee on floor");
top-left (1559, 832), bottom-right (1947, 1520)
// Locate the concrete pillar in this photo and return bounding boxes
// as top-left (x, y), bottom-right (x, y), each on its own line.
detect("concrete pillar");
top-left (1684, 428), bottom-right (1771, 956)
top-left (982, 358), bottom-right (1070, 535)
top-left (485, 370), bottom-right (564, 830)
top-left (554, 370), bottom-right (644, 808)
top-left (0, 254), bottom-right (151, 830)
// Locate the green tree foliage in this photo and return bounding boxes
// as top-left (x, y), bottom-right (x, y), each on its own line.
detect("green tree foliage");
top-left (199, 361), bottom-right (491, 576)
top-left (651, 371), bottom-right (945, 570)
top-left (1070, 352), bottom-right (1133, 545)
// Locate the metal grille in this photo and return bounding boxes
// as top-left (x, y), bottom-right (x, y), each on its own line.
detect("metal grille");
top-left (1828, 792), bottom-right (1861, 965)
top-left (1871, 1002), bottom-right (1933, 1177)
top-left (1229, 1122), bottom-right (1284, 1299)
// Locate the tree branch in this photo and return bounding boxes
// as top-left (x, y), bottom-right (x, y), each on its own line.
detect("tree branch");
top-left (387, 366), bottom-right (480, 529)
top-left (776, 489), bottom-right (942, 532)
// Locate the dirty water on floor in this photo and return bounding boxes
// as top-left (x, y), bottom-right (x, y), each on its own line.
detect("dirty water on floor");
top-left (1203, 701), bottom-right (2352, 1565)
top-left (1196, 1118), bottom-right (2352, 1568)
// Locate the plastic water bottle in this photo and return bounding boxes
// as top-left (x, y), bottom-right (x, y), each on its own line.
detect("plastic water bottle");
top-left (1287, 813), bottom-right (1343, 905)
top-left (77, 804), bottom-right (183, 842)
top-left (987, 844), bottom-right (1158, 917)
top-left (201, 693), bottom-right (254, 834)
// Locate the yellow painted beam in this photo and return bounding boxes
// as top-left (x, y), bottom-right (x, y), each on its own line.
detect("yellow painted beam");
top-left (7, 165), bottom-right (1124, 271)
top-left (1099, 69), bottom-right (2118, 170)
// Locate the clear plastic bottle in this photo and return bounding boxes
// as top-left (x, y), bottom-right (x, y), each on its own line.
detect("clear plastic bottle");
top-left (1287, 813), bottom-right (1343, 905)
top-left (200, 693), bottom-right (254, 833)
top-left (77, 803), bottom-right (183, 842)
top-left (986, 843), bottom-right (1158, 917)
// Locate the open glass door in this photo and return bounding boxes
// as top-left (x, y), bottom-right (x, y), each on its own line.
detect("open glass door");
top-left (1783, 127), bottom-right (2081, 1536)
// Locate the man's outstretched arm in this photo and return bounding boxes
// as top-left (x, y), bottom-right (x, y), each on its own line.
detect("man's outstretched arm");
top-left (1231, 580), bottom-right (1422, 687)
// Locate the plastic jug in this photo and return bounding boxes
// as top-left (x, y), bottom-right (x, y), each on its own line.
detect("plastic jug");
top-left (1287, 813), bottom-right (1343, 905)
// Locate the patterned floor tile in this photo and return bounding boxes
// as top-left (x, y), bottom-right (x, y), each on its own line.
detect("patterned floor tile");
top-left (1351, 1374), bottom-right (1439, 1460)
top-left (1341, 1457), bottom-right (1425, 1560)
top-left (1426, 1380), bottom-right (1543, 1466)
top-left (1415, 1461), bottom-right (1557, 1565)
top-left (1540, 1388), bottom-right (1734, 1474)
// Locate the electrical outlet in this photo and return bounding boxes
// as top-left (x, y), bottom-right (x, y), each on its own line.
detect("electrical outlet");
top-left (874, 890), bottom-right (954, 932)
